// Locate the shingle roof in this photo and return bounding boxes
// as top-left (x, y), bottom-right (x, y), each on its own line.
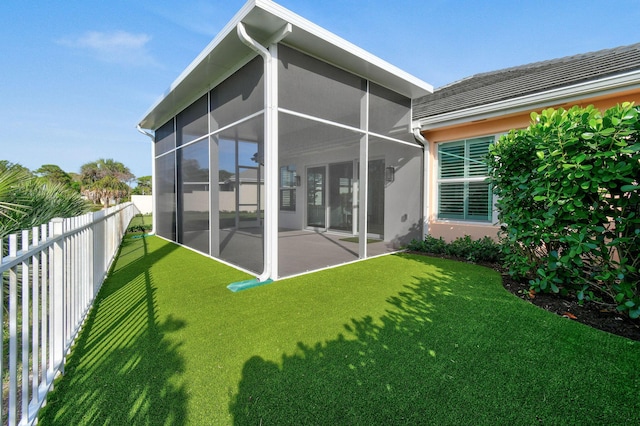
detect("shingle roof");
top-left (413, 43), bottom-right (640, 120)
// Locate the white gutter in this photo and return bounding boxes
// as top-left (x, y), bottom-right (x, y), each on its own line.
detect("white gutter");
top-left (136, 125), bottom-right (156, 235)
top-left (237, 21), bottom-right (291, 283)
top-left (412, 124), bottom-right (429, 239)
top-left (420, 69), bottom-right (640, 130)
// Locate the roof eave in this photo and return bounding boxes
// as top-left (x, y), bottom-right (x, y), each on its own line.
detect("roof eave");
top-left (418, 70), bottom-right (640, 130)
top-left (138, 0), bottom-right (433, 131)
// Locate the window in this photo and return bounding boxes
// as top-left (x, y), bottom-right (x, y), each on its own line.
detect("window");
top-left (437, 137), bottom-right (493, 221)
top-left (280, 165), bottom-right (297, 211)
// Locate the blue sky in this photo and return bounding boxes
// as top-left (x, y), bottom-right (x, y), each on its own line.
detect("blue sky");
top-left (2, 0), bottom-right (639, 179)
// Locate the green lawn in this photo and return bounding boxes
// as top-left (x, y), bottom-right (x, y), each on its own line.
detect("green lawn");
top-left (40, 236), bottom-right (640, 425)
top-left (128, 213), bottom-right (152, 227)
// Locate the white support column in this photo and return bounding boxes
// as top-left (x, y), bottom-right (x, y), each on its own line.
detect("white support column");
top-left (237, 21), bottom-right (291, 282)
top-left (210, 131), bottom-right (220, 257)
top-left (265, 42), bottom-right (279, 280)
top-left (151, 136), bottom-right (157, 235)
top-left (358, 83), bottom-right (370, 258)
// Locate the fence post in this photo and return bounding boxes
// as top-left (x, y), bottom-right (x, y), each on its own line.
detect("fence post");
top-left (8, 233), bottom-right (18, 426)
top-left (51, 218), bottom-right (65, 375)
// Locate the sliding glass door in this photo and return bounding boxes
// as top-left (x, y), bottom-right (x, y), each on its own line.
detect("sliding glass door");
top-left (329, 162), bottom-right (354, 232)
top-left (307, 166), bottom-right (326, 228)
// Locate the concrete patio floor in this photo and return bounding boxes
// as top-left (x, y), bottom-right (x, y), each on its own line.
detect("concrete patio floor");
top-left (277, 229), bottom-right (395, 278)
top-left (215, 227), bottom-right (397, 278)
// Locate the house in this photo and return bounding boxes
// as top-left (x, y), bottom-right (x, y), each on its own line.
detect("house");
top-left (137, 0), bottom-right (640, 283)
top-left (414, 43), bottom-right (640, 242)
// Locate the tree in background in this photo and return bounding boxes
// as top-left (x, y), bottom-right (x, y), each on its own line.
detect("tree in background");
top-left (80, 158), bottom-right (135, 208)
top-left (35, 164), bottom-right (74, 188)
top-left (132, 175), bottom-right (152, 195)
top-left (0, 160), bottom-right (31, 176)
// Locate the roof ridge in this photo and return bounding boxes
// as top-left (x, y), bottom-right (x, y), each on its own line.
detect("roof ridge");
top-left (435, 42), bottom-right (640, 91)
top-left (414, 42), bottom-right (640, 120)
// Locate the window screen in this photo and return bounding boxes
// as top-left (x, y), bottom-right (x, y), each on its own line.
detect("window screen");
top-left (155, 153), bottom-right (176, 240)
top-left (177, 94), bottom-right (208, 146)
top-left (177, 140), bottom-right (210, 253)
top-left (368, 82), bottom-right (412, 142)
top-left (278, 45), bottom-right (365, 128)
top-left (210, 56), bottom-right (264, 132)
top-left (155, 119), bottom-right (175, 156)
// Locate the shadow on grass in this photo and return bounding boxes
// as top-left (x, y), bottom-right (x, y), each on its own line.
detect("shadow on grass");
top-left (229, 254), bottom-right (640, 425)
top-left (230, 255), bottom-right (457, 424)
top-left (39, 236), bottom-right (189, 425)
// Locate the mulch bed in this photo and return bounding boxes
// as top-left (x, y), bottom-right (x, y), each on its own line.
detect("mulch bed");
top-left (501, 273), bottom-right (640, 341)
top-left (408, 251), bottom-right (640, 341)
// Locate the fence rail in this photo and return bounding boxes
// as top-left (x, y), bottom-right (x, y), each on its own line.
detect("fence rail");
top-left (1, 202), bottom-right (137, 426)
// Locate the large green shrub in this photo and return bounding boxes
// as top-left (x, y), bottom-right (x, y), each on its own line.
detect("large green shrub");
top-left (487, 103), bottom-right (640, 317)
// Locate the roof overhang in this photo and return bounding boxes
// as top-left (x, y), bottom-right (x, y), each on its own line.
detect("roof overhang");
top-left (418, 70), bottom-right (640, 130)
top-left (138, 0), bottom-right (433, 131)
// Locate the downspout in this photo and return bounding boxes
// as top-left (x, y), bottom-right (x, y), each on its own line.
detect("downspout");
top-left (236, 22), bottom-right (291, 286)
top-left (136, 125), bottom-right (156, 235)
top-left (412, 124), bottom-right (430, 239)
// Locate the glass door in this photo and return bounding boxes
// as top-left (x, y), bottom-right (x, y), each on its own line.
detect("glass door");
top-left (307, 166), bottom-right (326, 228)
top-left (368, 159), bottom-right (385, 237)
top-left (329, 162), bottom-right (354, 232)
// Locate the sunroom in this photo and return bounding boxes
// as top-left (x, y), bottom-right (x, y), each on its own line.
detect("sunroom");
top-left (138, 0), bottom-right (432, 282)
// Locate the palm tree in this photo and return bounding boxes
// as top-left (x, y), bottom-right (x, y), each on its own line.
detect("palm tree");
top-left (80, 159), bottom-right (135, 208)
top-left (0, 166), bottom-right (30, 224)
top-left (0, 176), bottom-right (88, 239)
top-left (91, 176), bottom-right (130, 209)
top-left (132, 175), bottom-right (152, 195)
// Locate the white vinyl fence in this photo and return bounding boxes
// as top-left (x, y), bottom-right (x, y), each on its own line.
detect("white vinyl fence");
top-left (1, 202), bottom-right (137, 426)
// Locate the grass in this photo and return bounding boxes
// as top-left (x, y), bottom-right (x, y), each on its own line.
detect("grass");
top-left (39, 236), bottom-right (640, 425)
top-left (128, 213), bottom-right (152, 228)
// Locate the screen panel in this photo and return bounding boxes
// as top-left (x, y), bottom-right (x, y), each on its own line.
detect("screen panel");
top-left (155, 119), bottom-right (175, 156)
top-left (369, 82), bottom-right (412, 143)
top-left (369, 136), bottom-right (422, 246)
top-left (215, 115), bottom-right (264, 274)
top-left (155, 153), bottom-right (176, 240)
top-left (178, 140), bottom-right (210, 253)
top-left (210, 56), bottom-right (264, 132)
top-left (279, 45), bottom-right (365, 128)
top-left (177, 94), bottom-right (208, 147)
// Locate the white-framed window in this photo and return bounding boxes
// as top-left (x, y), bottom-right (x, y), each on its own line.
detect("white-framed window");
top-left (280, 165), bottom-right (297, 211)
top-left (437, 137), bottom-right (493, 221)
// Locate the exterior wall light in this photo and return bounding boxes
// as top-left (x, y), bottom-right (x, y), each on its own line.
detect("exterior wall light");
top-left (385, 166), bottom-right (395, 183)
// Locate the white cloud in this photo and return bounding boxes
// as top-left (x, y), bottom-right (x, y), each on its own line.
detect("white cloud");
top-left (58, 31), bottom-right (157, 66)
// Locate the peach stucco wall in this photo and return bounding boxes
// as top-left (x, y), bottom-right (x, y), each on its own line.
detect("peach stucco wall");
top-left (422, 89), bottom-right (640, 242)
